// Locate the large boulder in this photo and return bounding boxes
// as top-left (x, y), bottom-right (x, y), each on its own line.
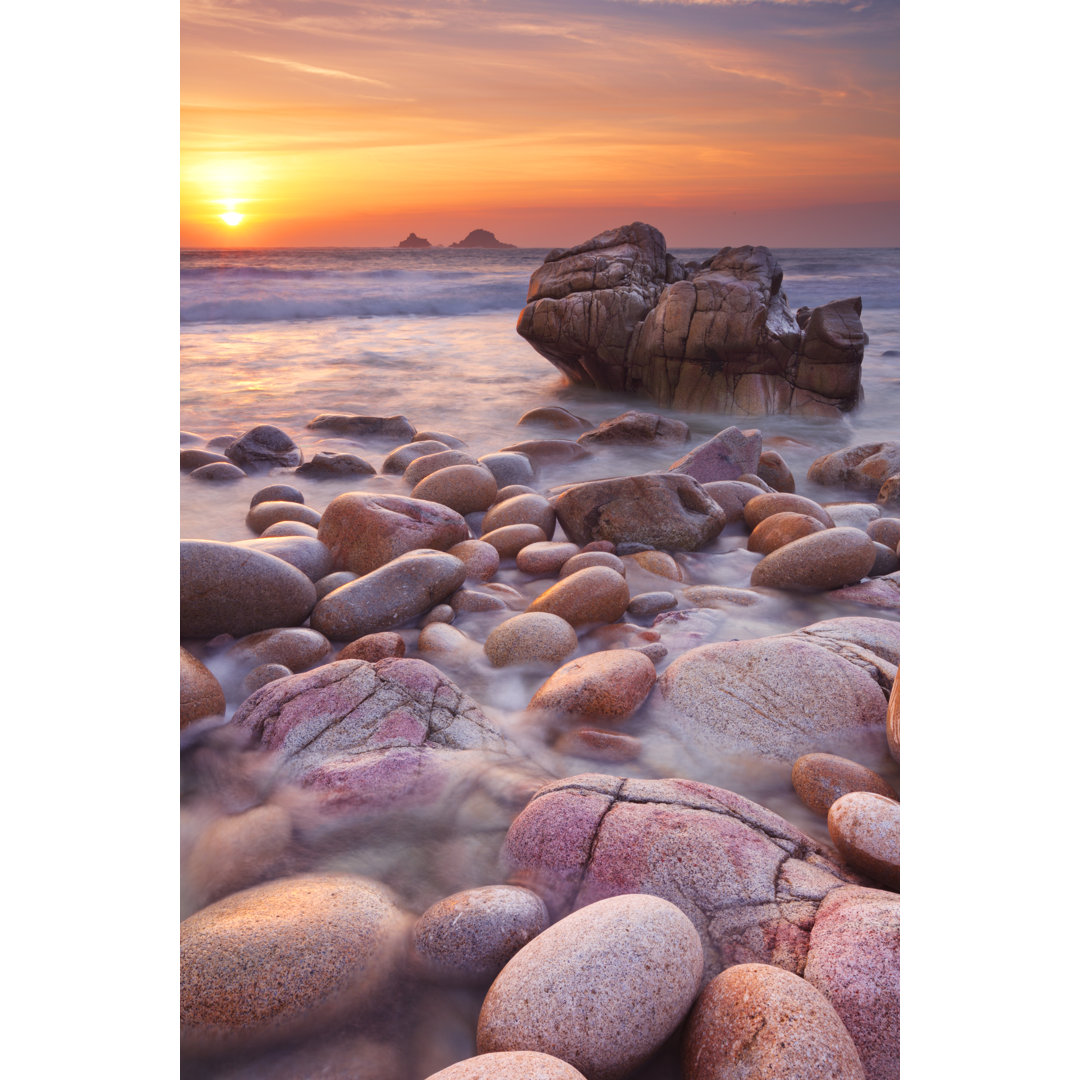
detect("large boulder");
top-left (655, 617), bottom-right (896, 764)
top-left (502, 774), bottom-right (859, 981)
top-left (550, 472), bottom-right (725, 549)
top-left (231, 658), bottom-right (548, 903)
top-left (803, 885), bottom-right (900, 1080)
top-left (517, 223), bottom-right (865, 415)
top-left (477, 893), bottom-right (703, 1080)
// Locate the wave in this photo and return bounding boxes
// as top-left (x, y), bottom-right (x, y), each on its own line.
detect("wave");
top-left (180, 279), bottom-right (527, 324)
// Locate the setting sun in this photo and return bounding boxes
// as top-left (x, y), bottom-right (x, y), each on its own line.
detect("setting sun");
top-left (219, 211), bottom-right (243, 227)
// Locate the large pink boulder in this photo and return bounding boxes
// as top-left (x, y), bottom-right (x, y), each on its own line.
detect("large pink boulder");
top-left (803, 885), bottom-right (900, 1080)
top-left (501, 774), bottom-right (859, 981)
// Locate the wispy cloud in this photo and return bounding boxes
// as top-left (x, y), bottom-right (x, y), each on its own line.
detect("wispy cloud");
top-left (237, 53), bottom-right (393, 88)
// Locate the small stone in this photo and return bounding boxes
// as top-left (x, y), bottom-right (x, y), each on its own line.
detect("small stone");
top-left (382, 439), bottom-right (452, 473)
top-left (294, 451), bottom-right (375, 477)
top-left (494, 484), bottom-right (538, 502)
top-left (412, 463), bottom-right (499, 515)
top-left (792, 753), bottom-right (898, 817)
top-left (517, 406), bottom-right (592, 431)
top-left (180, 646), bottom-right (226, 728)
top-left (191, 462), bottom-right (246, 482)
top-left (413, 429), bottom-right (466, 448)
top-left (261, 520), bottom-right (318, 539)
top-left (558, 551), bottom-right (625, 577)
top-left (245, 500), bottom-right (321, 534)
top-left (668, 426), bottom-right (762, 482)
top-left (827, 791), bottom-right (900, 890)
top-left (478, 452), bottom-right (536, 488)
top-left (869, 541), bottom-right (900, 576)
top-left (411, 885), bottom-right (550, 984)
top-left (418, 621), bottom-right (473, 657)
top-left (425, 1052), bottom-right (588, 1080)
top-left (223, 627), bottom-right (333, 675)
top-left (181, 448), bottom-right (232, 472)
top-left (627, 591), bottom-right (678, 617)
top-left (516, 541), bottom-right (579, 575)
top-left (403, 450), bottom-right (479, 486)
top-left (825, 501), bottom-right (882, 530)
top-left (743, 492), bottom-right (834, 530)
top-left (484, 613), bottom-right (578, 668)
top-left (756, 448), bottom-right (796, 492)
top-left (747, 511), bottom-right (827, 555)
top-left (552, 729), bottom-right (642, 762)
top-left (250, 484), bottom-right (303, 509)
top-left (479, 524), bottom-right (549, 559)
top-left (233, 536), bottom-right (334, 583)
top-left (498, 439), bottom-right (590, 467)
top-left (241, 663), bottom-right (292, 696)
top-left (877, 474), bottom-right (900, 507)
top-left (527, 566), bottom-right (630, 627)
top-left (622, 550), bottom-right (685, 581)
top-left (447, 540), bottom-right (501, 582)
top-left (224, 425), bottom-right (303, 472)
top-left (866, 517), bottom-right (900, 551)
top-left (481, 494), bottom-right (556, 539)
top-left (451, 588), bottom-right (507, 613)
top-left (679, 585), bottom-right (761, 608)
top-left (421, 603), bottom-right (456, 627)
top-left (528, 649), bottom-right (656, 724)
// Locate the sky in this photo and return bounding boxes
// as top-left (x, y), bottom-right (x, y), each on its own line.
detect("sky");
top-left (180, 0), bottom-right (899, 248)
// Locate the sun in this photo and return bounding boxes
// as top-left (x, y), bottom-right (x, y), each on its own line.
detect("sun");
top-left (220, 211), bottom-right (244, 227)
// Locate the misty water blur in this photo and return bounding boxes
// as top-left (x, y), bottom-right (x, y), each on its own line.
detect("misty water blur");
top-left (181, 246), bottom-right (898, 1078)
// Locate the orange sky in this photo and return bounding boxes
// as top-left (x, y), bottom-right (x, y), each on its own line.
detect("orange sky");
top-left (180, 0), bottom-right (899, 248)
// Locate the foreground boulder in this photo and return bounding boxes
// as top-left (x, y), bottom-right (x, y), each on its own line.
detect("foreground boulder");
top-left (180, 873), bottom-right (410, 1056)
top-left (477, 893), bottom-right (703, 1080)
top-left (502, 774), bottom-right (859, 981)
top-left (804, 885), bottom-right (900, 1080)
top-left (683, 963), bottom-right (866, 1080)
top-left (517, 222), bottom-right (865, 415)
top-left (551, 472), bottom-right (725, 549)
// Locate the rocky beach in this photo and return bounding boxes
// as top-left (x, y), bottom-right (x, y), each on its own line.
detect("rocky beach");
top-left (180, 228), bottom-right (900, 1079)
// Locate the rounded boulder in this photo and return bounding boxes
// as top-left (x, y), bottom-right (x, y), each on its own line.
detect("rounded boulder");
top-left (180, 874), bottom-right (410, 1055)
top-left (412, 464), bottom-right (499, 515)
top-left (477, 893), bottom-right (704, 1080)
top-left (792, 753), bottom-right (898, 818)
top-left (683, 962), bottom-right (866, 1080)
top-left (750, 527), bottom-right (876, 591)
top-left (317, 491), bottom-right (469, 575)
top-left (528, 649), bottom-right (656, 724)
top-left (484, 612), bottom-right (578, 668)
top-left (526, 566), bottom-right (630, 627)
top-left (827, 791), bottom-right (900, 891)
top-left (425, 1052), bottom-right (587, 1080)
top-left (181, 540), bottom-right (317, 639)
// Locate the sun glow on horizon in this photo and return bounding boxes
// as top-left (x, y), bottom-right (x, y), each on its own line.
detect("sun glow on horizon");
top-left (220, 211), bottom-right (244, 227)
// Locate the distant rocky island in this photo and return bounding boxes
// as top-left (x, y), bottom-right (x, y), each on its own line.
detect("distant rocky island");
top-left (397, 232), bottom-right (432, 248)
top-left (450, 228), bottom-right (515, 249)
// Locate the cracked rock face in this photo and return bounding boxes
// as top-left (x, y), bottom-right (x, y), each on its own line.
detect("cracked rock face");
top-left (655, 617), bottom-right (897, 764)
top-left (517, 222), bottom-right (865, 416)
top-left (501, 774), bottom-right (861, 982)
top-left (230, 659), bottom-right (548, 901)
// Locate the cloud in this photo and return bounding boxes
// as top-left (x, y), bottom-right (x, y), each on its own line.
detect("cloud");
top-left (237, 53), bottom-right (393, 88)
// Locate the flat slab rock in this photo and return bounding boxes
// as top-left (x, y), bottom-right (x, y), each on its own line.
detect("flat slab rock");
top-left (517, 222), bottom-right (865, 416)
top-left (501, 773), bottom-right (863, 982)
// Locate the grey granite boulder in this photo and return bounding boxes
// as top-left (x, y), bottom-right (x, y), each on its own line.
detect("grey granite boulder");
top-left (517, 223), bottom-right (865, 415)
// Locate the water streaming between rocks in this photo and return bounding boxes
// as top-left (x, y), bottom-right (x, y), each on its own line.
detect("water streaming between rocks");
top-left (180, 245), bottom-right (899, 1079)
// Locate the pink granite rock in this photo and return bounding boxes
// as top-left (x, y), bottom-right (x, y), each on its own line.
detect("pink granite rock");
top-left (750, 527), bottom-right (877, 592)
top-left (577, 410), bottom-right (690, 447)
top-left (181, 874), bottom-right (410, 1055)
top-left (683, 962), bottom-right (866, 1080)
top-left (827, 792), bottom-right (900, 891)
top-left (804, 885), bottom-right (900, 1080)
top-left (477, 894), bottom-right (703, 1080)
top-left (526, 566), bottom-right (630, 627)
top-left (669, 426), bottom-right (762, 482)
top-left (502, 774), bottom-right (858, 981)
top-left (528, 650), bottom-right (656, 724)
top-left (425, 1052), bottom-right (587, 1080)
top-left (743, 491), bottom-right (835, 530)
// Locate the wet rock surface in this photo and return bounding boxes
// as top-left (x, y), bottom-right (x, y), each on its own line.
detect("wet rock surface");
top-left (517, 223), bottom-right (865, 415)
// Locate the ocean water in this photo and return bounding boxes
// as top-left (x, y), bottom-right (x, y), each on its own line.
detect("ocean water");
top-left (180, 244), bottom-right (899, 1076)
